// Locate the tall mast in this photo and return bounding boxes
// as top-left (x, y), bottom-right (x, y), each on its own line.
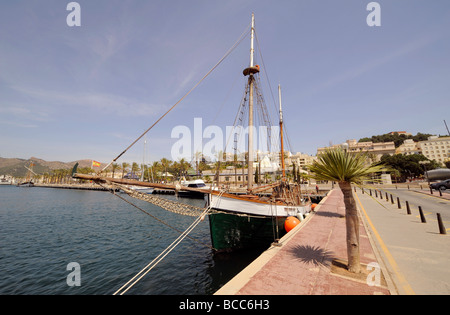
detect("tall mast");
top-left (242, 13), bottom-right (260, 191)
top-left (247, 13), bottom-right (255, 190)
top-left (278, 85), bottom-right (286, 181)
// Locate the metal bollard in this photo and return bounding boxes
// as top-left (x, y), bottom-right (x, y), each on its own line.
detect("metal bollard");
top-left (439, 189), bottom-right (443, 197)
top-left (418, 206), bottom-right (427, 223)
top-left (370, 189), bottom-right (372, 196)
top-left (390, 194), bottom-right (394, 204)
top-left (437, 213), bottom-right (447, 235)
top-left (397, 197), bottom-right (401, 209)
top-left (406, 201), bottom-right (411, 215)
top-left (386, 192), bottom-right (389, 201)
top-left (375, 190), bottom-right (378, 198)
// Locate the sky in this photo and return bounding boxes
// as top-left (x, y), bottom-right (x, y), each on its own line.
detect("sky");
top-left (1, 0), bottom-right (450, 165)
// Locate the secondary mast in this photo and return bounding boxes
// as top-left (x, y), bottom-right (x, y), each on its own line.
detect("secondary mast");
top-left (278, 85), bottom-right (286, 182)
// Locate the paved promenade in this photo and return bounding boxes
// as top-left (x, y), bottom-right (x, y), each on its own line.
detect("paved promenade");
top-left (354, 187), bottom-right (450, 295)
top-left (215, 188), bottom-right (392, 295)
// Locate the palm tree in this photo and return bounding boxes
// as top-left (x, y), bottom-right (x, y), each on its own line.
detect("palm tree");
top-left (111, 163), bottom-right (120, 179)
top-left (121, 162), bottom-right (130, 179)
top-left (131, 162), bottom-right (140, 179)
top-left (309, 148), bottom-right (385, 273)
top-left (160, 158), bottom-right (171, 182)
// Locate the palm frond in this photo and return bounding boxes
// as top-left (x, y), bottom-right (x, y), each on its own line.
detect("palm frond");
top-left (309, 148), bottom-right (386, 184)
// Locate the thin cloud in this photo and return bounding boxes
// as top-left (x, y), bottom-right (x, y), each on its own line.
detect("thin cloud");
top-left (311, 32), bottom-right (442, 94)
top-left (9, 85), bottom-right (164, 118)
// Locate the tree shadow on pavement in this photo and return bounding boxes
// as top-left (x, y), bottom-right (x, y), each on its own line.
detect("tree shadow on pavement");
top-left (288, 244), bottom-right (336, 267)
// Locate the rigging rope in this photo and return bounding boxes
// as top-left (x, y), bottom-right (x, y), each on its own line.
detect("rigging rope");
top-left (113, 190), bottom-right (225, 295)
top-left (97, 182), bottom-right (213, 249)
top-left (100, 23), bottom-right (251, 174)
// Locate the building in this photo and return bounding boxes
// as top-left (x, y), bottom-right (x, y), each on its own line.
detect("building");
top-left (418, 136), bottom-right (450, 164)
top-left (288, 152), bottom-right (317, 168)
top-left (317, 139), bottom-right (396, 162)
top-left (201, 150), bottom-right (315, 186)
top-left (396, 139), bottom-right (421, 156)
top-left (389, 131), bottom-right (412, 136)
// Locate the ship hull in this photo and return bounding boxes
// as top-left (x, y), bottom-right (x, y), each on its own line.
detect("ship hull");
top-left (209, 212), bottom-right (286, 251)
top-left (207, 193), bottom-right (310, 251)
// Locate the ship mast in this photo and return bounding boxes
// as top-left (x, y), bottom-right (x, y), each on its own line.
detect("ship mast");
top-left (278, 85), bottom-right (286, 182)
top-left (245, 13), bottom-right (257, 191)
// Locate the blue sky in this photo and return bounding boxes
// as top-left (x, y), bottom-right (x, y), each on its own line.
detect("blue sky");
top-left (1, 0), bottom-right (449, 164)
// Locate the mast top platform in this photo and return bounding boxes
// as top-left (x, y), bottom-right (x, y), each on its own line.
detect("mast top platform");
top-left (243, 65), bottom-right (260, 76)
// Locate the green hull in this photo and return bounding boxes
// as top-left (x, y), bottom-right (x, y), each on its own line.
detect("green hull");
top-left (208, 212), bottom-right (287, 251)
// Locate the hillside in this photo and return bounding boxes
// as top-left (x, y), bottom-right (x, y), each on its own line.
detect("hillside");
top-left (0, 157), bottom-right (103, 177)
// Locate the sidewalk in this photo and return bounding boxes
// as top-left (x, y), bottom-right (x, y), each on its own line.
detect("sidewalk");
top-left (411, 188), bottom-right (450, 200)
top-left (355, 189), bottom-right (450, 295)
top-left (215, 188), bottom-right (391, 295)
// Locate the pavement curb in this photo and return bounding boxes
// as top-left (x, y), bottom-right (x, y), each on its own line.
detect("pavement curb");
top-left (214, 191), bottom-right (332, 295)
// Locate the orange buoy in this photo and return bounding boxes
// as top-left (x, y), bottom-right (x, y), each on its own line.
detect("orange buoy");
top-left (284, 216), bottom-right (300, 233)
top-left (311, 203), bottom-right (318, 210)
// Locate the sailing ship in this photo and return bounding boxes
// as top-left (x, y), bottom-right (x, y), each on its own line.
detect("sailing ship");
top-left (17, 162), bottom-right (35, 187)
top-left (72, 14), bottom-right (311, 251)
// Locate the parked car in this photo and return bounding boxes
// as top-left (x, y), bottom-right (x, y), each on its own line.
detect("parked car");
top-left (430, 179), bottom-right (450, 191)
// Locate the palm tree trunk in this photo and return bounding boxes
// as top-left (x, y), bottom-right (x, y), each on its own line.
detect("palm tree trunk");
top-left (339, 181), bottom-right (361, 273)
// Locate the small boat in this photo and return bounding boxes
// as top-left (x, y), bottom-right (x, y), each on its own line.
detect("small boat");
top-left (17, 181), bottom-right (34, 187)
top-left (0, 176), bottom-right (12, 185)
top-left (17, 162), bottom-right (35, 187)
top-left (178, 179), bottom-right (207, 198)
top-left (128, 185), bottom-right (154, 194)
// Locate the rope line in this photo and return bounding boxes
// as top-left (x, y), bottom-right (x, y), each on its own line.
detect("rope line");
top-left (100, 24), bottom-right (251, 173)
top-left (97, 182), bottom-right (214, 249)
top-left (113, 190), bottom-right (225, 295)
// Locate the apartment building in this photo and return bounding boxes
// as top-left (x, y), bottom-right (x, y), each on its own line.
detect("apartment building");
top-left (418, 136), bottom-right (450, 164)
top-left (396, 139), bottom-right (421, 155)
top-left (317, 139), bottom-right (396, 161)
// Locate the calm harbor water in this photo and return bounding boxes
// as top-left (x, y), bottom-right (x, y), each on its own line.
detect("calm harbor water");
top-left (0, 186), bottom-right (263, 295)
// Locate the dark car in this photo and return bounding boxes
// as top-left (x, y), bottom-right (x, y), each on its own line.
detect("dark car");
top-left (430, 179), bottom-right (450, 191)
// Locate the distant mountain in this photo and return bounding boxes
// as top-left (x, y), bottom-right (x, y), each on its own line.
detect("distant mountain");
top-left (0, 157), bottom-right (104, 177)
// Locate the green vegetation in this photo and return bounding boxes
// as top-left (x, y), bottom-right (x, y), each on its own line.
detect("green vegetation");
top-left (359, 132), bottom-right (433, 148)
top-left (309, 148), bottom-right (386, 273)
top-left (380, 154), bottom-right (440, 182)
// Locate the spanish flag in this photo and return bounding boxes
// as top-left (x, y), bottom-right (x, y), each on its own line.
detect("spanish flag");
top-left (92, 160), bottom-right (101, 168)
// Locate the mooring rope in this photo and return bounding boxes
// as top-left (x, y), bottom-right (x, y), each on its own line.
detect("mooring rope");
top-left (96, 182), bottom-right (214, 250)
top-left (113, 190), bottom-right (225, 295)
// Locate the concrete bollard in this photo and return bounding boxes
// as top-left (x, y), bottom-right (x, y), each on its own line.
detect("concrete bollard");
top-left (406, 201), bottom-right (411, 215)
top-left (437, 213), bottom-right (446, 235)
top-left (418, 206), bottom-right (427, 223)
